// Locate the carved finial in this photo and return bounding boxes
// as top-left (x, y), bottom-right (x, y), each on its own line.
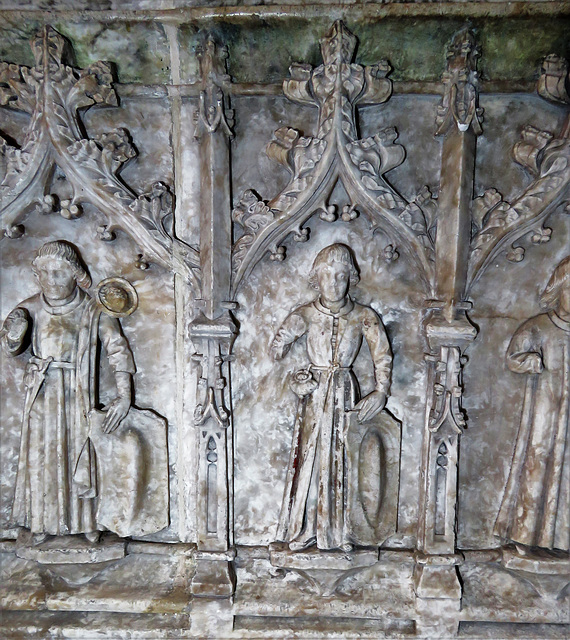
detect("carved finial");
top-left (31, 25), bottom-right (65, 71)
top-left (445, 28), bottom-right (479, 75)
top-left (194, 36), bottom-right (233, 138)
top-left (436, 28), bottom-right (483, 136)
top-left (319, 20), bottom-right (357, 66)
top-left (197, 36), bottom-right (230, 90)
top-left (537, 54), bottom-right (570, 105)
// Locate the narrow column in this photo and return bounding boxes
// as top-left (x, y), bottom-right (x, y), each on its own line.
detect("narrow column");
top-left (189, 36), bottom-right (237, 597)
top-left (415, 29), bottom-right (481, 635)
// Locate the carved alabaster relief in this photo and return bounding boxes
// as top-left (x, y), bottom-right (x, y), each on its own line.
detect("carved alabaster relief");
top-left (415, 30), bottom-right (481, 575)
top-left (467, 55), bottom-right (570, 291)
top-left (271, 244), bottom-right (400, 552)
top-left (0, 25), bottom-right (200, 288)
top-left (495, 256), bottom-right (570, 555)
top-left (189, 34), bottom-right (237, 597)
top-left (538, 54), bottom-right (570, 106)
top-left (231, 20), bottom-right (437, 298)
top-left (0, 241), bottom-right (169, 543)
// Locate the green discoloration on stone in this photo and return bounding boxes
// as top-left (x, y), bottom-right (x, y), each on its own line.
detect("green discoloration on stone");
top-left (178, 18), bottom-right (327, 85)
top-left (178, 15), bottom-right (570, 85)
top-left (0, 20), bottom-right (171, 84)
top-left (476, 18), bottom-right (570, 82)
top-left (53, 21), bottom-right (171, 84)
top-left (177, 23), bottom-right (200, 85)
top-left (353, 18), bottom-right (466, 82)
top-left (0, 15), bottom-right (568, 86)
top-left (0, 20), bottom-right (42, 69)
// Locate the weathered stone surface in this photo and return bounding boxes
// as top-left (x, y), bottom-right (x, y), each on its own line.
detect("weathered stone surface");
top-left (0, 8), bottom-right (569, 639)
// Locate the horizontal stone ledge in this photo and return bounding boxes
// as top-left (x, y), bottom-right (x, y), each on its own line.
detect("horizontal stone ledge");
top-left (127, 540), bottom-right (196, 556)
top-left (3, 2), bottom-right (570, 23)
top-left (1, 589), bottom-right (191, 615)
top-left (234, 614), bottom-right (416, 636)
top-left (114, 80), bottom-right (537, 100)
top-left (0, 539), bottom-right (512, 562)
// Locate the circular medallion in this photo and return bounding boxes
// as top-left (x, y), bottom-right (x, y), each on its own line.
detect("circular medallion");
top-left (96, 277), bottom-right (138, 317)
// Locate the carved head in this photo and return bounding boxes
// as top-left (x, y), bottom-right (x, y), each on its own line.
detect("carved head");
top-left (32, 241), bottom-right (91, 301)
top-left (309, 244), bottom-right (359, 303)
top-left (96, 277), bottom-right (138, 317)
top-left (99, 284), bottom-right (129, 313)
top-left (540, 255), bottom-right (570, 313)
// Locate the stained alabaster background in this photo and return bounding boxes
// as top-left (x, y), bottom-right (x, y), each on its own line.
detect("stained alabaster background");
top-left (0, 97), bottom-right (182, 542)
top-left (0, 13), bottom-right (569, 555)
top-left (1, 91), bottom-right (569, 551)
top-left (229, 92), bottom-right (570, 548)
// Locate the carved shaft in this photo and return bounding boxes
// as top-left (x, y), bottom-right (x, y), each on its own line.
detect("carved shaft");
top-left (417, 30), bottom-right (480, 560)
top-left (418, 346), bottom-right (463, 555)
top-left (199, 129), bottom-right (232, 318)
top-left (190, 38), bottom-right (236, 591)
top-left (192, 330), bottom-right (234, 551)
top-left (435, 128), bottom-right (476, 314)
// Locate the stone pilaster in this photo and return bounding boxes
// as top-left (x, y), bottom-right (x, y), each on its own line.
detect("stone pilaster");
top-left (190, 35), bottom-right (236, 597)
top-left (415, 29), bottom-right (482, 634)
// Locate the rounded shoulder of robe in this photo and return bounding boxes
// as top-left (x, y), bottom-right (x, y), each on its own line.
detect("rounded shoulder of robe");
top-left (352, 301), bottom-right (382, 325)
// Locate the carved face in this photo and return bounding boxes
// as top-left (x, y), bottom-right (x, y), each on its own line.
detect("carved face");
top-left (99, 285), bottom-right (129, 312)
top-left (34, 257), bottom-right (77, 301)
top-left (316, 260), bottom-right (351, 303)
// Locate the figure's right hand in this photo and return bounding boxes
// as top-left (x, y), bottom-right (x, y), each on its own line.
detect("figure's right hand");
top-left (2, 309), bottom-right (28, 342)
top-left (522, 352), bottom-right (543, 374)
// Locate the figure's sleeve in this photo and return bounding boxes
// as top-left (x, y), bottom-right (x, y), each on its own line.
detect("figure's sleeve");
top-left (0, 307), bottom-right (31, 356)
top-left (506, 320), bottom-right (542, 374)
top-left (362, 307), bottom-right (392, 395)
top-left (98, 313), bottom-right (136, 374)
top-left (271, 308), bottom-right (308, 360)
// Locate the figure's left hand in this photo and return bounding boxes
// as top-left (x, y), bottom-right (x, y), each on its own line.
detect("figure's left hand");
top-left (102, 396), bottom-right (131, 433)
top-left (355, 390), bottom-right (386, 423)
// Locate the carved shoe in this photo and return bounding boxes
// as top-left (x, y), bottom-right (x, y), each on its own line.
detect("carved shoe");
top-left (32, 533), bottom-right (49, 546)
top-left (288, 537), bottom-right (316, 552)
top-left (84, 531), bottom-right (101, 544)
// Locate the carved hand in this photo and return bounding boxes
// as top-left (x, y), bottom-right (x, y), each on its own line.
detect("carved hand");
top-left (102, 396), bottom-right (131, 433)
top-left (102, 372), bottom-right (132, 433)
top-left (521, 352), bottom-right (544, 375)
top-left (355, 390), bottom-right (386, 423)
top-left (1, 309), bottom-right (28, 342)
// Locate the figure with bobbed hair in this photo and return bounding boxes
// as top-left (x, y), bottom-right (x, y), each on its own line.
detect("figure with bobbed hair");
top-left (494, 255), bottom-right (570, 554)
top-left (271, 243), bottom-right (392, 551)
top-left (1, 241), bottom-right (135, 544)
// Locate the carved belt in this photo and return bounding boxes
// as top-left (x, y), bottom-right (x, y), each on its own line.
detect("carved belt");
top-left (311, 365), bottom-right (351, 372)
top-left (48, 360), bottom-right (75, 370)
top-left (29, 356), bottom-right (74, 370)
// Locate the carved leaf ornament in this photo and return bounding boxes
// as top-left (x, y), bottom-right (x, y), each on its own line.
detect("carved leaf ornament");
top-left (467, 59), bottom-right (570, 291)
top-left (2, 25), bottom-right (567, 305)
top-left (0, 26), bottom-right (200, 287)
top-left (231, 21), bottom-right (437, 297)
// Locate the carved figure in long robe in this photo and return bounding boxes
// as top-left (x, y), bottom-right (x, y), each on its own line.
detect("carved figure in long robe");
top-left (271, 244), bottom-right (392, 551)
top-left (1, 241), bottom-right (169, 543)
top-left (494, 255), bottom-right (570, 553)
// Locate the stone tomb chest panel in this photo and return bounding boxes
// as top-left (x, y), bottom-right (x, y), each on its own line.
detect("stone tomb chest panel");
top-left (0, 10), bottom-right (569, 639)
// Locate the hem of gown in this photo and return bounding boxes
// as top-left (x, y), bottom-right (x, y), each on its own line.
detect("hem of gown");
top-left (11, 520), bottom-right (101, 537)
